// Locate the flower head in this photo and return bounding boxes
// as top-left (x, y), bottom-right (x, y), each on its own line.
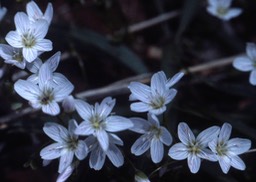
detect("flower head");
top-left (5, 12), bottom-right (52, 62)
top-left (74, 97), bottom-right (133, 151)
top-left (0, 44), bottom-right (27, 69)
top-left (26, 1), bottom-right (53, 24)
top-left (130, 113), bottom-right (172, 163)
top-left (207, 0), bottom-right (242, 21)
top-left (128, 71), bottom-right (184, 115)
top-left (168, 122), bottom-right (220, 173)
top-left (208, 123), bottom-right (251, 174)
top-left (85, 134), bottom-right (124, 170)
top-left (40, 120), bottom-right (88, 173)
top-left (233, 43), bottom-right (256, 85)
top-left (14, 61), bottom-right (74, 115)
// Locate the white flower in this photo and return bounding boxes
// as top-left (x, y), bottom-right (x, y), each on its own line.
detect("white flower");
top-left (26, 51), bottom-right (61, 83)
top-left (5, 12), bottom-right (52, 62)
top-left (14, 61), bottom-right (74, 116)
top-left (233, 43), bottom-right (256, 85)
top-left (0, 44), bottom-right (26, 69)
top-left (168, 122), bottom-right (220, 173)
top-left (74, 97), bottom-right (133, 151)
top-left (62, 95), bottom-right (76, 113)
top-left (40, 120), bottom-right (88, 173)
top-left (128, 71), bottom-right (184, 115)
top-left (0, 6), bottom-right (7, 22)
top-left (130, 113), bottom-right (172, 163)
top-left (207, 0), bottom-right (242, 21)
top-left (208, 123), bottom-right (251, 174)
top-left (85, 134), bottom-right (124, 170)
top-left (26, 1), bottom-right (53, 24)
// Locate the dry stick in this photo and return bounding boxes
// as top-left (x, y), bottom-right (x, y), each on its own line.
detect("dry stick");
top-left (117, 10), bottom-right (180, 34)
top-left (0, 54), bottom-right (242, 124)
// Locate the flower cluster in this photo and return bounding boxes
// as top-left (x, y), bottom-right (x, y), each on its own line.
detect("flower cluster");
top-left (0, 1), bottom-right (253, 182)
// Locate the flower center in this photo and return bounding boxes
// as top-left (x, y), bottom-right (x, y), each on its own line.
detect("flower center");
top-left (150, 96), bottom-right (165, 109)
top-left (12, 50), bottom-right (23, 62)
top-left (40, 89), bottom-right (54, 105)
top-left (90, 114), bottom-right (103, 129)
top-left (216, 141), bottom-right (227, 156)
top-left (217, 7), bottom-right (228, 16)
top-left (67, 136), bottom-right (78, 150)
top-left (188, 141), bottom-right (201, 154)
top-left (22, 33), bottom-right (36, 48)
top-left (149, 125), bottom-right (161, 138)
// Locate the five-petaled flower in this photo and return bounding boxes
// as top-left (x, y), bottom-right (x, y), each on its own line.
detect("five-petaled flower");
top-left (233, 42), bottom-right (256, 85)
top-left (130, 113), bottom-right (172, 163)
top-left (14, 61), bottom-right (74, 116)
top-left (206, 0), bottom-right (242, 21)
top-left (128, 71), bottom-right (184, 115)
top-left (5, 12), bottom-right (52, 62)
top-left (40, 120), bottom-right (88, 173)
top-left (168, 122), bottom-right (220, 173)
top-left (208, 122), bottom-right (251, 174)
top-left (74, 97), bottom-right (133, 151)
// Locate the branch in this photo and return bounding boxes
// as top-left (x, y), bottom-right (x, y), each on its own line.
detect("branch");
top-left (0, 54), bottom-right (242, 124)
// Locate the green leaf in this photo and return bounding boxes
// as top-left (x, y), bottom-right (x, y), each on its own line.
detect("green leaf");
top-left (69, 27), bottom-right (148, 74)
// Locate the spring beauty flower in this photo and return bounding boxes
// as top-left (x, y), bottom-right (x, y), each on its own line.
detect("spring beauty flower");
top-left (74, 97), bottom-right (133, 151)
top-left (207, 0), bottom-right (242, 21)
top-left (0, 44), bottom-right (28, 69)
top-left (85, 134), bottom-right (124, 170)
top-left (128, 71), bottom-right (184, 115)
top-left (168, 122), bottom-right (220, 173)
top-left (208, 123), bottom-right (251, 173)
top-left (130, 113), bottom-right (172, 163)
top-left (5, 12), bottom-right (52, 62)
top-left (40, 120), bottom-right (88, 173)
top-left (233, 43), bottom-right (256, 85)
top-left (26, 1), bottom-right (53, 24)
top-left (14, 61), bottom-right (74, 115)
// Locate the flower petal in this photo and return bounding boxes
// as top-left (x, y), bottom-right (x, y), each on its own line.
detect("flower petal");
top-left (58, 151), bottom-right (74, 173)
top-left (43, 122), bottom-right (69, 142)
top-left (166, 71), bottom-right (184, 88)
top-left (5, 31), bottom-right (23, 48)
top-left (106, 143), bottom-right (124, 167)
top-left (218, 123), bottom-right (232, 143)
top-left (89, 145), bottom-right (106, 170)
top-left (33, 39), bottom-right (53, 52)
top-left (249, 69), bottom-right (256, 85)
top-left (40, 143), bottom-right (63, 160)
top-left (45, 51), bottom-right (61, 72)
top-left (160, 127), bottom-right (172, 146)
top-left (150, 138), bottom-right (164, 163)
top-left (227, 138), bottom-right (251, 155)
top-left (130, 102), bottom-right (150, 113)
top-left (219, 155), bottom-right (231, 174)
top-left (168, 143), bottom-right (188, 160)
top-left (230, 155), bottom-right (246, 171)
top-left (177, 122), bottom-right (195, 145)
top-left (129, 117), bottom-right (150, 134)
top-left (42, 101), bottom-right (60, 116)
top-left (246, 43), bottom-right (256, 60)
top-left (75, 121), bottom-right (94, 136)
top-left (197, 126), bottom-right (220, 147)
top-left (233, 57), bottom-right (253, 71)
top-left (26, 1), bottom-right (43, 21)
top-left (128, 82), bottom-right (151, 102)
top-left (44, 3), bottom-right (53, 24)
top-left (74, 99), bottom-right (93, 120)
top-left (14, 79), bottom-right (40, 102)
top-left (22, 47), bottom-right (38, 63)
top-left (14, 12), bottom-right (29, 34)
top-left (131, 135), bottom-right (151, 156)
top-left (187, 154), bottom-right (201, 173)
top-left (105, 116), bottom-right (133, 132)
top-left (75, 140), bottom-right (88, 160)
top-left (96, 130), bottom-right (109, 151)
top-left (96, 97), bottom-right (115, 119)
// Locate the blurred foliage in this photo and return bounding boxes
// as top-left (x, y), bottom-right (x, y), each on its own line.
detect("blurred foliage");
top-left (1, 0), bottom-right (256, 182)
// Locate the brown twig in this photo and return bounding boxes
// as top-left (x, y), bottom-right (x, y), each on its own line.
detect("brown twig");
top-left (0, 54), bottom-right (242, 124)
